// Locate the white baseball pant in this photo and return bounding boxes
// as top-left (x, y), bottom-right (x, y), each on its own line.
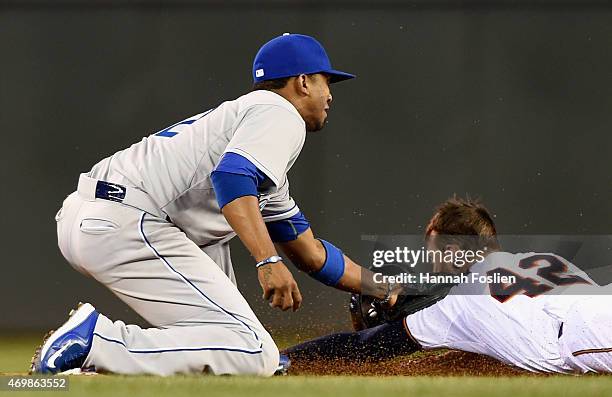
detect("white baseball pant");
top-left (55, 190), bottom-right (278, 376)
top-left (559, 295), bottom-right (612, 373)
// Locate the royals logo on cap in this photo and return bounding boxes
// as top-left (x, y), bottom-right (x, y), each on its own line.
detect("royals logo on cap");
top-left (252, 33), bottom-right (355, 84)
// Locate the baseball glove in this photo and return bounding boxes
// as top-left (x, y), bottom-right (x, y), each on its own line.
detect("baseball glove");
top-left (349, 270), bottom-right (456, 331)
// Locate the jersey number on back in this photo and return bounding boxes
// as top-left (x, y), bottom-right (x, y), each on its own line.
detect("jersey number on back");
top-left (154, 109), bottom-right (214, 137)
top-left (487, 254), bottom-right (590, 303)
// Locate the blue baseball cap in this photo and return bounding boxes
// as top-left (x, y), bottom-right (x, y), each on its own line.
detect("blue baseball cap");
top-left (253, 33), bottom-right (356, 84)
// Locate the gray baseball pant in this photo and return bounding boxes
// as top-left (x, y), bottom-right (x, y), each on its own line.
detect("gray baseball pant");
top-left (55, 190), bottom-right (278, 376)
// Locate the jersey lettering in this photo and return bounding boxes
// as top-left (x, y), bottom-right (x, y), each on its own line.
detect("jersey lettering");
top-left (154, 109), bottom-right (213, 137)
top-left (518, 254), bottom-right (590, 286)
top-left (488, 254), bottom-right (590, 303)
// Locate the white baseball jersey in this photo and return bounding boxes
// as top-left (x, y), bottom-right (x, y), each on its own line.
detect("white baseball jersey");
top-left (405, 252), bottom-right (603, 373)
top-left (56, 90), bottom-right (308, 376)
top-left (87, 90), bottom-right (305, 246)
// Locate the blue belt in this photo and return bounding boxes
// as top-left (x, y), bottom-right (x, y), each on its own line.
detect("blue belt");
top-left (77, 174), bottom-right (166, 219)
top-left (95, 180), bottom-right (127, 202)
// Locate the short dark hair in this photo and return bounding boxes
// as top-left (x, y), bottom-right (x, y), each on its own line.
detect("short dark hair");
top-left (425, 196), bottom-right (500, 251)
top-left (252, 77), bottom-right (291, 91)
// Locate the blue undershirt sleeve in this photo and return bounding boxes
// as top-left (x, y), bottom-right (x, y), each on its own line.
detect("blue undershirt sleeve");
top-left (265, 211), bottom-right (310, 242)
top-left (211, 152), bottom-right (270, 209)
top-left (210, 172), bottom-right (258, 209)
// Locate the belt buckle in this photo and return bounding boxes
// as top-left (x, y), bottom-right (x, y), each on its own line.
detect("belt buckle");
top-left (95, 181), bottom-right (127, 203)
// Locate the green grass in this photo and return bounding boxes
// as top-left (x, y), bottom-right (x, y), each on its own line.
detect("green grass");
top-left (1, 334), bottom-right (611, 397)
top-left (0, 333), bottom-right (44, 374)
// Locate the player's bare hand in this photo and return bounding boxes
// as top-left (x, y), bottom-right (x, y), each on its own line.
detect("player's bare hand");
top-left (380, 283), bottom-right (403, 309)
top-left (385, 289), bottom-right (400, 308)
top-left (258, 262), bottom-right (302, 312)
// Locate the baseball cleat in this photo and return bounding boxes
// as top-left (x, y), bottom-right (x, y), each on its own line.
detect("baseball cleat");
top-left (30, 302), bottom-right (99, 375)
top-left (274, 353), bottom-right (291, 376)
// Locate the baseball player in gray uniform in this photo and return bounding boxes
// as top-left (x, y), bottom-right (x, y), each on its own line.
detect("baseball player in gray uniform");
top-left (31, 33), bottom-right (398, 377)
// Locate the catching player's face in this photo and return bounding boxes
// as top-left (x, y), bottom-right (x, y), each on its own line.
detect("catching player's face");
top-left (303, 73), bottom-right (333, 132)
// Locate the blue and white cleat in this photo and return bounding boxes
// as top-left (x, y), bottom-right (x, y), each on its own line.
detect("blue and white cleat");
top-left (274, 353), bottom-right (291, 376)
top-left (30, 302), bottom-right (99, 375)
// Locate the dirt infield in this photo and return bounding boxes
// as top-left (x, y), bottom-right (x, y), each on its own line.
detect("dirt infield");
top-left (289, 350), bottom-right (539, 377)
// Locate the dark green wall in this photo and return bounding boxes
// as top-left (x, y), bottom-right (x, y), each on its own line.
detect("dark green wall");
top-left (1, 1), bottom-right (610, 332)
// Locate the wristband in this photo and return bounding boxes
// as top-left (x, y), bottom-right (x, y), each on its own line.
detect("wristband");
top-left (256, 255), bottom-right (283, 268)
top-left (310, 239), bottom-right (345, 286)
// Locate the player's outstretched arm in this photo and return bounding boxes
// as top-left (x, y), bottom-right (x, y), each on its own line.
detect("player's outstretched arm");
top-left (222, 195), bottom-right (302, 312)
top-left (278, 228), bottom-right (393, 302)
